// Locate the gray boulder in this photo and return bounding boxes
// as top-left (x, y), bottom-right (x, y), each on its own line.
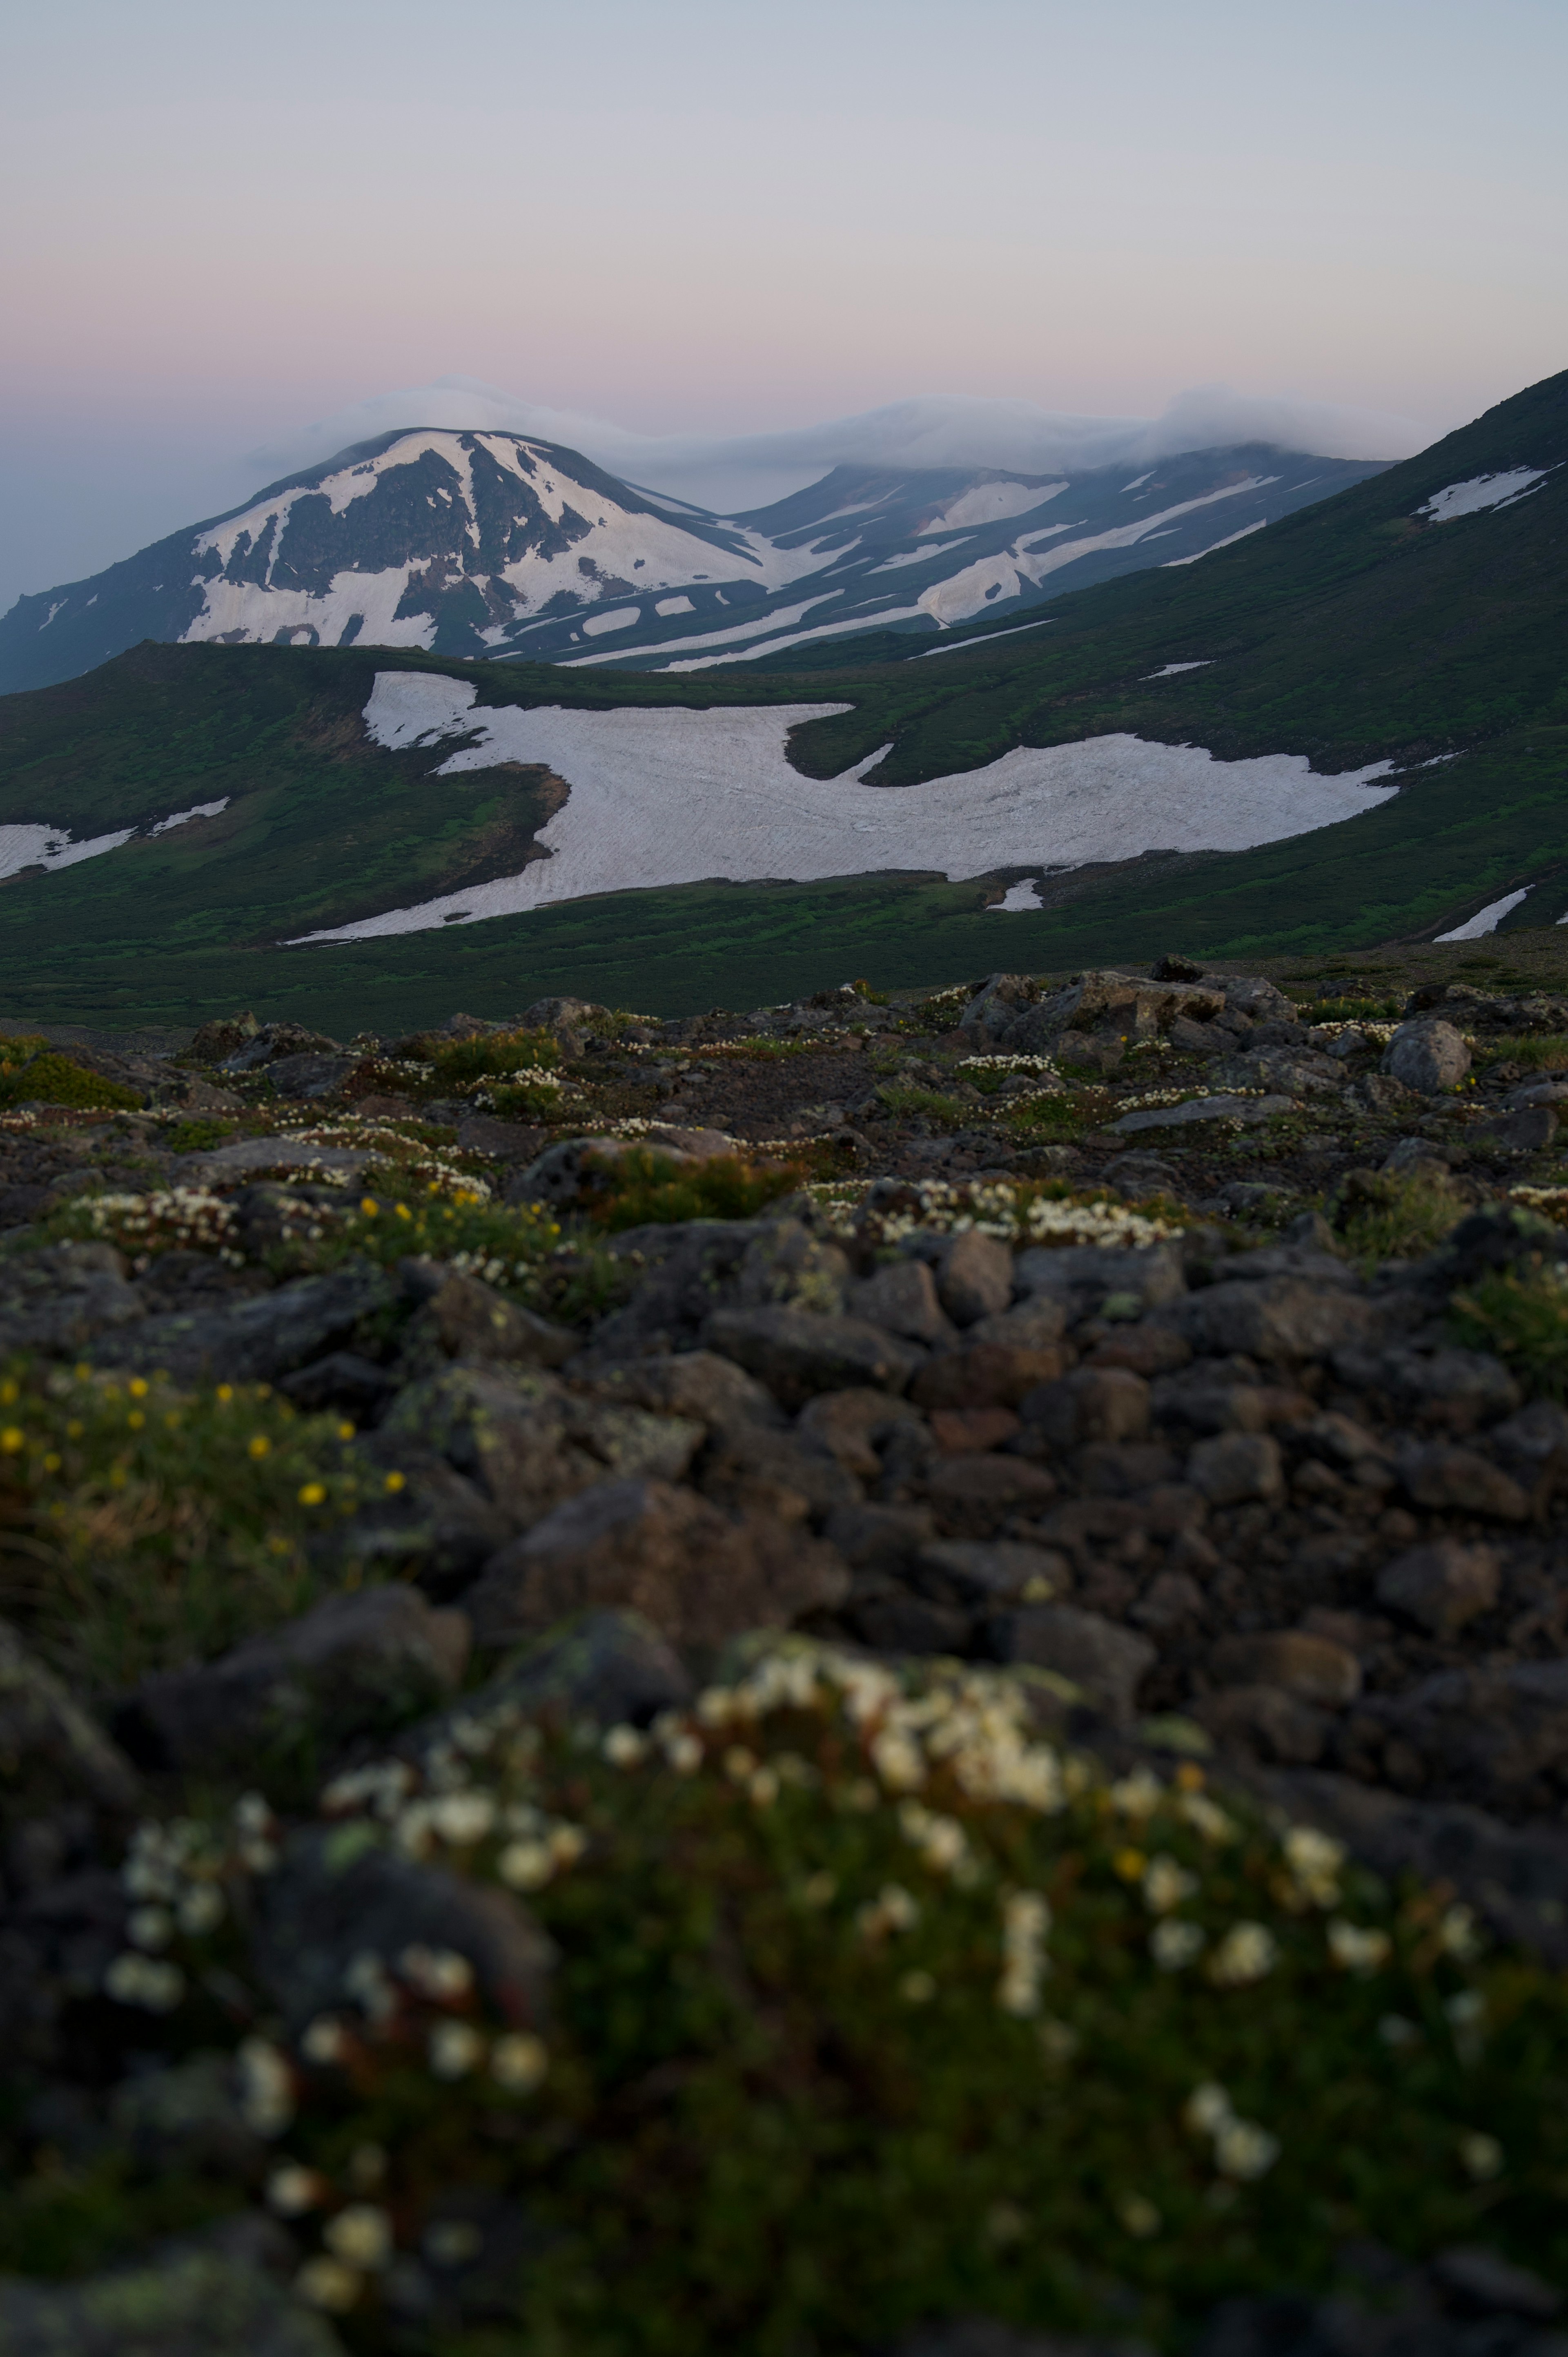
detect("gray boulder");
top-left (93, 1258), bottom-right (395, 1384)
top-left (706, 1305), bottom-right (926, 1408)
top-left (463, 1476), bottom-right (848, 1651)
top-left (1382, 1018), bottom-right (1471, 1094)
top-left (987, 1603), bottom-right (1156, 1722)
top-left (118, 1585), bottom-right (471, 1774)
top-left (0, 2234), bottom-right (344, 2357)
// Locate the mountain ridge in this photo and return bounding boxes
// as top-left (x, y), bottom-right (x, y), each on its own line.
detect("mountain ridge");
top-left (0, 428), bottom-right (1386, 697)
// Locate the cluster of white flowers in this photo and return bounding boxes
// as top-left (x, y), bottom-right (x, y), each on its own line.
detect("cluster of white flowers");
top-left (1183, 2083), bottom-right (1281, 2181)
top-left (74, 1187), bottom-right (245, 1268)
top-left (825, 1176), bottom-right (1183, 1249)
top-left (104, 1803), bottom-right (269, 2013)
top-left (1207, 1921), bottom-right (1279, 1988)
top-left (997, 1890), bottom-right (1052, 2015)
top-left (282, 1121), bottom-right (493, 1201)
top-left (957, 1053), bottom-right (1061, 1077)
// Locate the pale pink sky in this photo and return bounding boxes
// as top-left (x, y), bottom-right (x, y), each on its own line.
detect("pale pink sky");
top-left (2, 0), bottom-right (1564, 602)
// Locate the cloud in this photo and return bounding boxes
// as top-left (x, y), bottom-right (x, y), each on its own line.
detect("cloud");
top-left (247, 373), bottom-right (1427, 517)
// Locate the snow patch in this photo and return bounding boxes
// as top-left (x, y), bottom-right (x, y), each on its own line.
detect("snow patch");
top-left (917, 479), bottom-right (1277, 624)
top-left (913, 620), bottom-right (1055, 659)
top-left (654, 595), bottom-right (695, 616)
top-left (1162, 520), bottom-right (1268, 566)
top-left (1144, 662), bottom-right (1212, 679)
top-left (581, 607), bottom-right (641, 638)
top-left (1437, 889), bottom-right (1532, 941)
top-left (1120, 472), bottom-right (1154, 494)
top-left (38, 601), bottom-right (66, 631)
top-left (919, 482), bottom-right (1067, 534)
top-left (0, 793), bottom-right (228, 884)
top-left (869, 540), bottom-right (973, 573)
top-left (1418, 470), bottom-right (1548, 524)
top-left (292, 673), bottom-right (1399, 943)
top-left (990, 879), bottom-right (1043, 911)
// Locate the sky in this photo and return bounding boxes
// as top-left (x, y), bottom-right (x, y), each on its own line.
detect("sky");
top-left (2, 0), bottom-right (1565, 608)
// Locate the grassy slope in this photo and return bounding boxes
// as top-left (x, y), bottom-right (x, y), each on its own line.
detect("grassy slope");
top-left (0, 371), bottom-right (1564, 1028)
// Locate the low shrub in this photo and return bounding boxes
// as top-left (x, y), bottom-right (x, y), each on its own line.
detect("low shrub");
top-left (1332, 1169), bottom-right (1467, 1268)
top-left (0, 1363), bottom-right (369, 1690)
top-left (1477, 1034), bottom-right (1568, 1072)
top-left (85, 1643), bottom-right (1568, 2350)
top-left (876, 1083), bottom-right (971, 1126)
top-left (0, 1052), bottom-right (142, 1113)
top-left (419, 1027), bottom-right (559, 1087)
top-left (480, 1075), bottom-right (567, 1121)
top-left (584, 1149), bottom-right (802, 1233)
top-left (160, 1116), bottom-right (239, 1154)
top-left (1297, 995), bottom-right (1404, 1024)
top-left (1451, 1255), bottom-right (1568, 1398)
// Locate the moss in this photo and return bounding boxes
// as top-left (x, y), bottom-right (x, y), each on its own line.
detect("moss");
top-left (1451, 1255), bottom-right (1568, 1398)
top-left (584, 1149), bottom-right (803, 1232)
top-left (0, 1052), bottom-right (142, 1112)
top-left (1332, 1169), bottom-right (1468, 1268)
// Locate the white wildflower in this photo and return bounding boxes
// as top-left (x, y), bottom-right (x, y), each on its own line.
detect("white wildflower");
top-left (236, 2036), bottom-right (295, 2134)
top-left (1208, 1922), bottom-right (1278, 1987)
top-left (491, 2032), bottom-right (549, 2093)
top-left (323, 2203), bottom-right (394, 2270)
top-left (428, 2020), bottom-right (485, 2079)
top-left (296, 2256), bottom-right (362, 2312)
top-left (1326, 1920), bottom-right (1391, 1973)
top-left (1142, 1855), bottom-right (1198, 1914)
top-left (1151, 1918), bottom-right (1207, 1971)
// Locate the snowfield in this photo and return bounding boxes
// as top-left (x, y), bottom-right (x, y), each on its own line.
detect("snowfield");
top-left (289, 672), bottom-right (1398, 943)
top-left (0, 797), bottom-right (229, 883)
top-left (1417, 470), bottom-right (1549, 524)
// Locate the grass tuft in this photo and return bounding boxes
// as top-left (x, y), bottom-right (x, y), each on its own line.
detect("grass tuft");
top-left (0, 1052), bottom-right (142, 1113)
top-left (1451, 1255), bottom-right (1568, 1398)
top-left (584, 1148), bottom-right (803, 1232)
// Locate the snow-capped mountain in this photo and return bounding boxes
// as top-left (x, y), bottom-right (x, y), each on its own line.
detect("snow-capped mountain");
top-left (0, 428), bottom-right (1387, 695)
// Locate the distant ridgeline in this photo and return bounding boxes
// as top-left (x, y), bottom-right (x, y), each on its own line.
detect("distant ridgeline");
top-left (0, 368), bottom-right (1562, 1030)
top-left (0, 427), bottom-right (1385, 696)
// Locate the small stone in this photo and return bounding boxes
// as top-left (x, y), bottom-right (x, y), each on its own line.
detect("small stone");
top-left (911, 1340), bottom-right (1065, 1412)
top-left (927, 1453), bottom-right (1057, 1536)
top-left (1430, 2245), bottom-right (1562, 2319)
top-left (937, 1231), bottom-right (1015, 1326)
top-left (1483, 1103), bottom-right (1560, 1152)
top-left (1195, 1681), bottom-right (1328, 1763)
top-left (705, 1306), bottom-right (926, 1408)
top-left (1018, 1367), bottom-right (1152, 1448)
top-left (987, 1604), bottom-right (1155, 1723)
top-left (414, 1272), bottom-right (578, 1369)
top-left (1381, 1019), bottom-right (1471, 1094)
top-left (849, 1257), bottom-right (953, 1344)
top-left (117, 1586), bottom-right (472, 1775)
top-left (1209, 1629), bottom-right (1362, 1706)
top-left (462, 1477), bottom-right (847, 1650)
top-left (1375, 1540), bottom-right (1501, 1636)
top-left (582, 1350), bottom-right (785, 1434)
top-left (929, 1407), bottom-right (1022, 1454)
top-left (1187, 1432), bottom-right (1284, 1507)
top-left (846, 1593), bottom-right (971, 1657)
top-left (1398, 1444), bottom-right (1530, 1521)
top-left (1171, 1275), bottom-right (1371, 1362)
top-left (795, 1387), bottom-right (924, 1479)
top-left (912, 1539), bottom-right (1067, 1606)
top-left (1130, 1570), bottom-right (1205, 1631)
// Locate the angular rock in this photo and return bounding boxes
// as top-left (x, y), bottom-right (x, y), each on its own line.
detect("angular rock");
top-left (912, 1338), bottom-right (1066, 1412)
top-left (1370, 1346), bottom-right (1520, 1433)
top-left (1168, 1275), bottom-right (1371, 1362)
top-left (1381, 1018), bottom-right (1471, 1095)
top-left (732, 1220), bottom-right (851, 1316)
top-left (1194, 1682), bottom-right (1328, 1764)
top-left (1430, 2247), bottom-right (1562, 2319)
top-left (927, 1453), bottom-right (1057, 1536)
top-left (378, 1362), bottom-right (703, 1529)
top-left (1210, 1629), bottom-right (1362, 1706)
top-left (279, 1350), bottom-right (399, 1416)
top-left (405, 1271), bottom-right (577, 1369)
top-left (1013, 1241), bottom-right (1186, 1317)
top-left (911, 1539), bottom-right (1065, 1607)
top-left (1491, 1398), bottom-right (1568, 1469)
top-left (174, 1137), bottom-right (374, 1185)
top-left (849, 1257), bottom-right (953, 1344)
top-left (1109, 1093), bottom-right (1294, 1136)
top-left (796, 1387), bottom-right (924, 1480)
top-left (1187, 1432), bottom-right (1284, 1506)
top-left (93, 1258), bottom-right (396, 1385)
top-left (705, 1305), bottom-right (925, 1408)
top-left (255, 1826), bottom-right (554, 2035)
top-left (1396, 1443), bottom-right (1530, 1520)
top-left (409, 1610), bottom-right (691, 1748)
top-left (264, 1051), bottom-right (362, 1099)
top-left (118, 1585), bottom-right (471, 1774)
top-left (1019, 1367), bottom-right (1151, 1449)
top-left (463, 1477), bottom-right (849, 1651)
top-left (698, 1422), bottom-right (864, 1518)
top-left (936, 1231), bottom-right (1015, 1325)
top-left (1481, 1102), bottom-right (1560, 1152)
top-left (1375, 1539), bottom-right (1501, 1637)
top-left (455, 1112), bottom-right (551, 1161)
top-left (0, 1617), bottom-right (141, 1832)
top-left (989, 1603), bottom-right (1155, 1721)
top-left (316, 1446), bottom-right (512, 1595)
top-left (581, 1349), bottom-right (785, 1434)
top-left (1360, 1659), bottom-right (1568, 1800)
top-left (0, 1241), bottom-right (146, 1357)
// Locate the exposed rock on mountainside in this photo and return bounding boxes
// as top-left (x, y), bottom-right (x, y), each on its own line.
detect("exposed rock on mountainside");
top-left (0, 428), bottom-right (1385, 694)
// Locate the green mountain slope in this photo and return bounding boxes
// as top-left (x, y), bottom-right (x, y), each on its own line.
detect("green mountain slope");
top-left (0, 370), bottom-right (1563, 1029)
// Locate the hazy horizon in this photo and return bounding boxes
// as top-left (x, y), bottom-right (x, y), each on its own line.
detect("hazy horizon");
top-left (2, 0), bottom-right (1564, 609)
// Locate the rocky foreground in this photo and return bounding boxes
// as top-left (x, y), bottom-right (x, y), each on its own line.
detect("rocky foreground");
top-left (4, 963), bottom-right (1568, 2353)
